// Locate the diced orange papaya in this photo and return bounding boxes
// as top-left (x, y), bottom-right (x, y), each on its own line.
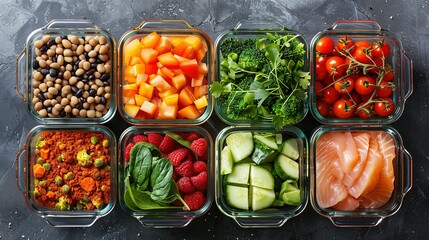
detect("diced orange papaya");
top-left (171, 73), bottom-right (187, 91)
top-left (124, 104), bottom-right (140, 118)
top-left (149, 75), bottom-right (171, 92)
top-left (141, 32), bottom-right (161, 48)
top-left (182, 45), bottom-right (196, 59)
top-left (134, 94), bottom-right (148, 106)
top-left (180, 59), bottom-right (199, 78)
top-left (145, 63), bottom-right (158, 75)
top-left (124, 39), bottom-right (143, 65)
top-left (140, 48), bottom-right (158, 64)
top-left (191, 74), bottom-right (204, 87)
top-left (161, 67), bottom-right (175, 79)
top-left (194, 95), bottom-right (208, 109)
top-left (183, 35), bottom-right (203, 50)
top-left (172, 43), bottom-right (189, 57)
top-left (198, 62), bottom-right (208, 75)
top-left (178, 86), bottom-right (196, 108)
top-left (172, 68), bottom-right (185, 76)
top-left (135, 110), bottom-right (149, 119)
top-left (136, 73), bottom-right (149, 86)
top-left (158, 101), bottom-right (178, 119)
top-left (170, 36), bottom-right (184, 48)
top-left (178, 104), bottom-right (201, 119)
top-left (133, 63), bottom-right (146, 76)
top-left (129, 56), bottom-right (143, 66)
top-left (125, 65), bottom-right (136, 82)
top-left (155, 36), bottom-right (172, 54)
top-left (157, 52), bottom-right (179, 68)
top-left (123, 84), bottom-right (139, 97)
top-left (193, 84), bottom-right (208, 98)
top-left (158, 88), bottom-right (178, 99)
top-left (196, 48), bottom-right (207, 62)
top-left (140, 101), bottom-right (158, 116)
top-left (163, 93), bottom-right (179, 106)
top-left (156, 61), bottom-right (164, 69)
top-left (173, 54), bottom-right (190, 64)
top-left (138, 82), bottom-right (155, 99)
top-left (126, 97), bottom-right (136, 105)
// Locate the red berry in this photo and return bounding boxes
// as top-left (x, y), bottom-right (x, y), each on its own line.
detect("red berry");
top-left (191, 171), bottom-right (207, 191)
top-left (177, 177), bottom-right (196, 194)
top-left (124, 143), bottom-right (134, 163)
top-left (159, 135), bottom-right (177, 153)
top-left (168, 148), bottom-right (189, 167)
top-left (175, 160), bottom-right (193, 177)
top-left (132, 134), bottom-right (148, 143)
top-left (171, 199), bottom-right (184, 207)
top-left (186, 132), bottom-right (200, 142)
top-left (147, 133), bottom-right (163, 147)
top-left (190, 138), bottom-right (207, 157)
top-left (184, 191), bottom-right (205, 211)
top-left (172, 170), bottom-right (180, 182)
top-left (192, 161), bottom-right (207, 174)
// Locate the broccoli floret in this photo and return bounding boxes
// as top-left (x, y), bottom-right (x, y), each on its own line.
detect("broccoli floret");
top-left (103, 165), bottom-right (111, 172)
top-left (102, 139), bottom-right (109, 148)
top-left (220, 76), bottom-right (256, 120)
top-left (33, 188), bottom-right (40, 198)
top-left (94, 158), bottom-right (104, 168)
top-left (90, 136), bottom-right (99, 145)
top-left (42, 163), bottom-right (51, 171)
top-left (39, 180), bottom-right (46, 187)
top-left (54, 176), bottom-right (63, 185)
top-left (35, 137), bottom-right (45, 149)
top-left (55, 196), bottom-right (70, 211)
top-left (237, 48), bottom-right (266, 71)
top-left (37, 157), bottom-right (45, 164)
top-left (64, 172), bottom-right (74, 181)
top-left (220, 38), bottom-right (244, 57)
top-left (58, 153), bottom-right (64, 162)
top-left (281, 36), bottom-right (306, 64)
top-left (91, 197), bottom-right (103, 209)
top-left (272, 95), bottom-right (305, 127)
top-left (62, 184), bottom-right (70, 194)
top-left (77, 149), bottom-right (92, 167)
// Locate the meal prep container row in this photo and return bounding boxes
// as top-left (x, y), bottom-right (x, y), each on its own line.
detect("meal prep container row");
top-left (15, 19), bottom-right (413, 228)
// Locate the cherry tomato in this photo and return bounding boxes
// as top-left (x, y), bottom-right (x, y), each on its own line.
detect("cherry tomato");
top-left (382, 65), bottom-right (395, 82)
top-left (371, 40), bottom-right (391, 58)
top-left (322, 75), bottom-right (336, 86)
top-left (337, 36), bottom-right (355, 53)
top-left (316, 55), bottom-right (328, 65)
top-left (323, 86), bottom-right (340, 104)
top-left (355, 40), bottom-right (371, 48)
top-left (316, 37), bottom-right (335, 54)
top-left (357, 103), bottom-right (374, 119)
top-left (334, 77), bottom-right (355, 94)
top-left (376, 81), bottom-right (394, 98)
top-left (315, 81), bottom-right (324, 97)
top-left (374, 98), bottom-right (394, 117)
top-left (360, 93), bottom-right (372, 103)
top-left (333, 99), bottom-right (355, 119)
top-left (315, 62), bottom-right (328, 81)
top-left (342, 91), bottom-right (361, 105)
top-left (355, 76), bottom-right (376, 95)
top-left (316, 99), bottom-right (330, 117)
top-left (325, 56), bottom-right (346, 76)
top-left (353, 46), bottom-right (372, 64)
top-left (369, 57), bottom-right (384, 74)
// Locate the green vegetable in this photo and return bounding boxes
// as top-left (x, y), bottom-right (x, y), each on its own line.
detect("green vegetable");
top-left (55, 196), bottom-right (70, 210)
top-left (37, 157), bottom-right (45, 164)
top-left (150, 158), bottom-right (173, 201)
top-left (62, 184), bottom-right (70, 194)
top-left (33, 188), bottom-right (40, 198)
top-left (225, 132), bottom-right (254, 162)
top-left (92, 197), bottom-right (103, 209)
top-left (90, 136), bottom-right (99, 144)
top-left (38, 180), bottom-right (46, 187)
top-left (42, 163), bottom-right (51, 171)
top-left (35, 137), bottom-right (45, 149)
top-left (76, 149), bottom-right (92, 167)
top-left (129, 143), bottom-right (153, 191)
top-left (94, 158), bottom-right (104, 168)
top-left (211, 32), bottom-right (310, 130)
top-left (54, 176), bottom-right (63, 185)
top-left (58, 153), bottom-right (64, 162)
top-left (102, 139), bottom-right (109, 148)
top-left (64, 172), bottom-right (74, 181)
top-left (164, 131), bottom-right (191, 149)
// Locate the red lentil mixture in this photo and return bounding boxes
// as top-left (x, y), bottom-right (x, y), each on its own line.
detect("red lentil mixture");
top-left (32, 130), bottom-right (111, 211)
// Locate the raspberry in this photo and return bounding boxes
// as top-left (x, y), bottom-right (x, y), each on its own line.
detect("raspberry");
top-left (168, 148), bottom-right (189, 167)
top-left (172, 170), bottom-right (180, 182)
top-left (186, 132), bottom-right (201, 142)
top-left (175, 160), bottom-right (193, 177)
top-left (159, 135), bottom-right (177, 153)
top-left (124, 143), bottom-right (134, 163)
top-left (192, 161), bottom-right (207, 174)
top-left (190, 138), bottom-right (207, 157)
top-left (132, 134), bottom-right (148, 143)
top-left (190, 171), bottom-right (207, 191)
top-left (171, 199), bottom-right (184, 207)
top-left (184, 191), bottom-right (205, 211)
top-left (147, 133), bottom-right (163, 147)
top-left (177, 177), bottom-right (196, 194)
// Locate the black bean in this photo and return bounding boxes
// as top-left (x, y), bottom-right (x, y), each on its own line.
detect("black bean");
top-left (40, 68), bottom-right (49, 76)
top-left (71, 86), bottom-right (78, 94)
top-left (79, 97), bottom-right (86, 103)
top-left (46, 106), bottom-right (52, 113)
top-left (86, 69), bottom-right (95, 76)
top-left (103, 81), bottom-right (110, 86)
top-left (76, 102), bottom-right (83, 110)
top-left (77, 76), bottom-right (83, 82)
top-left (32, 59), bottom-right (39, 69)
top-left (40, 45), bottom-right (48, 52)
top-left (96, 59), bottom-right (103, 64)
top-left (82, 78), bottom-right (89, 84)
top-left (57, 72), bottom-right (63, 79)
top-left (89, 89), bottom-right (96, 97)
top-left (52, 56), bottom-right (57, 63)
top-left (49, 68), bottom-right (58, 78)
top-left (37, 93), bottom-right (45, 101)
top-left (76, 89), bottom-right (84, 98)
top-left (90, 63), bottom-right (97, 69)
top-left (100, 96), bottom-right (107, 105)
top-left (60, 110), bottom-right (66, 117)
top-left (73, 64), bottom-right (78, 72)
top-left (47, 39), bottom-right (56, 47)
top-left (88, 75), bottom-right (95, 81)
top-left (100, 73), bottom-right (110, 81)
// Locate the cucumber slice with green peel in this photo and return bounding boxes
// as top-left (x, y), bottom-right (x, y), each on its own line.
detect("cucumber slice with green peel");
top-left (281, 189), bottom-right (301, 206)
top-left (274, 155), bottom-right (299, 181)
top-left (225, 185), bottom-right (249, 210)
top-left (251, 141), bottom-right (279, 164)
top-left (275, 134), bottom-right (283, 145)
top-left (281, 138), bottom-right (300, 161)
top-left (220, 146), bottom-right (234, 175)
top-left (226, 132), bottom-right (254, 162)
top-left (250, 186), bottom-right (275, 211)
top-left (254, 135), bottom-right (278, 150)
top-left (226, 163), bottom-right (251, 185)
top-left (250, 165), bottom-right (275, 190)
top-left (279, 181), bottom-right (299, 197)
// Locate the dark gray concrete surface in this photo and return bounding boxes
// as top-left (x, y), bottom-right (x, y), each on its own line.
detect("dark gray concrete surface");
top-left (1, 0), bottom-right (428, 239)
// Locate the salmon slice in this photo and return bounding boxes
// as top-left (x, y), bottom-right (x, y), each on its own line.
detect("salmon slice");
top-left (340, 132), bottom-right (360, 174)
top-left (342, 132), bottom-right (370, 188)
top-left (348, 133), bottom-right (384, 198)
top-left (333, 194), bottom-right (360, 211)
top-left (360, 132), bottom-right (396, 208)
top-left (316, 133), bottom-right (348, 208)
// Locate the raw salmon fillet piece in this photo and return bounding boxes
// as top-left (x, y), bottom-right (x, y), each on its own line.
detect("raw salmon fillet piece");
top-left (333, 194), bottom-right (360, 211)
top-left (342, 132), bottom-right (370, 188)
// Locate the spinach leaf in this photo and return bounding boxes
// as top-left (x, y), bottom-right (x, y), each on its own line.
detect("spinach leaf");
top-left (131, 144), bottom-right (152, 191)
top-left (123, 187), bottom-right (141, 211)
top-left (164, 131), bottom-right (191, 149)
top-left (150, 158), bottom-right (173, 201)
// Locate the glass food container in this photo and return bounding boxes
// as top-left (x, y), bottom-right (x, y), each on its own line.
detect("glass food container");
top-left (309, 20), bottom-right (413, 125)
top-left (215, 126), bottom-right (308, 228)
top-left (213, 20), bottom-right (309, 128)
top-left (309, 125), bottom-right (412, 227)
top-left (16, 19), bottom-right (117, 124)
top-left (118, 126), bottom-right (213, 228)
top-left (117, 20), bottom-right (214, 125)
top-left (15, 125), bottom-right (117, 227)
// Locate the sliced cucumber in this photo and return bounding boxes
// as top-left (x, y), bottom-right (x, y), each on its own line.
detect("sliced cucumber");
top-left (275, 134), bottom-right (283, 145)
top-left (251, 186), bottom-right (275, 211)
top-left (251, 141), bottom-right (279, 165)
top-left (281, 190), bottom-right (301, 206)
top-left (250, 165), bottom-right (274, 190)
top-left (280, 138), bottom-right (300, 161)
top-left (226, 132), bottom-right (254, 162)
top-left (226, 163), bottom-right (251, 185)
top-left (254, 135), bottom-right (278, 150)
top-left (220, 146), bottom-right (234, 175)
top-left (225, 185), bottom-right (249, 210)
top-left (279, 181), bottom-right (298, 197)
top-left (274, 155), bottom-right (299, 181)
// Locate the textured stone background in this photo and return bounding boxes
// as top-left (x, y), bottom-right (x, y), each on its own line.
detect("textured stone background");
top-left (1, 0), bottom-right (428, 239)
